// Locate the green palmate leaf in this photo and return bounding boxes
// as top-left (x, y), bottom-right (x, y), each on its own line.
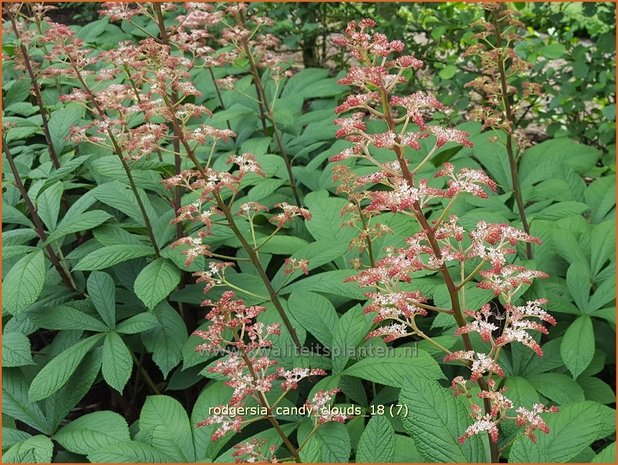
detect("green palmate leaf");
top-left (92, 181), bottom-right (156, 225)
top-left (87, 271), bottom-right (116, 328)
top-left (48, 103), bottom-right (83, 155)
top-left (393, 434), bottom-right (424, 462)
top-left (3, 79), bottom-right (32, 107)
top-left (256, 235), bottom-right (309, 255)
top-left (588, 276), bottom-right (616, 312)
top-left (248, 178), bottom-right (286, 200)
top-left (470, 132), bottom-right (511, 188)
top-left (586, 177), bottom-right (615, 223)
top-left (2, 369), bottom-right (54, 435)
top-left (45, 210), bottom-right (113, 245)
top-left (400, 378), bottom-right (487, 463)
top-left (578, 377), bottom-right (616, 405)
top-left (343, 347), bottom-right (444, 387)
top-left (141, 302), bottom-right (187, 378)
top-left (115, 313), bottom-right (160, 334)
top-left (45, 350), bottom-right (103, 432)
top-left (288, 291), bottom-right (338, 347)
top-left (102, 332), bottom-right (133, 393)
top-left (312, 422), bottom-right (351, 463)
top-left (2, 203), bottom-right (34, 228)
top-left (134, 258), bottom-right (181, 310)
top-left (536, 201), bottom-right (589, 220)
top-left (54, 411), bottom-right (130, 455)
top-left (590, 221), bottom-right (615, 276)
top-left (2, 428), bottom-right (32, 451)
top-left (298, 77), bottom-right (343, 99)
top-left (503, 377), bottom-right (540, 409)
top-left (138, 395), bottom-right (196, 462)
top-left (304, 190), bottom-right (356, 243)
top-left (36, 181), bottom-right (64, 231)
top-left (28, 305), bottom-right (109, 332)
top-left (75, 15), bottom-right (109, 41)
top-left (28, 334), bottom-right (104, 402)
top-left (566, 262), bottom-right (591, 310)
top-left (2, 245), bottom-right (38, 260)
top-left (356, 416), bottom-right (395, 462)
top-left (2, 250), bottom-right (46, 316)
top-left (331, 305), bottom-right (373, 373)
top-left (550, 228), bottom-right (588, 267)
top-left (272, 240), bottom-right (348, 289)
top-left (74, 244), bottom-right (154, 271)
top-left (509, 401), bottom-right (609, 462)
top-left (520, 139), bottom-right (601, 178)
top-left (91, 157), bottom-right (163, 192)
top-left (2, 332), bottom-right (34, 367)
top-left (528, 373), bottom-right (585, 405)
top-left (240, 136), bottom-right (272, 156)
top-left (2, 435), bottom-right (54, 463)
top-left (540, 42), bottom-right (566, 59)
top-left (439, 64), bottom-right (458, 79)
top-left (561, 315), bottom-right (595, 379)
top-left (300, 434), bottom-right (323, 463)
top-left (87, 441), bottom-right (175, 463)
top-left (281, 269), bottom-right (365, 300)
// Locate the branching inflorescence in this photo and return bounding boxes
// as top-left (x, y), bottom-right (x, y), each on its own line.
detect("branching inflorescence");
top-left (330, 19), bottom-right (557, 458)
top-left (464, 3), bottom-right (542, 259)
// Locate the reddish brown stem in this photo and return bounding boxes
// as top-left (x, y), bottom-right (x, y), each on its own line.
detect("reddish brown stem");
top-left (237, 12), bottom-right (303, 208)
top-left (379, 85), bottom-right (500, 463)
top-left (3, 141), bottom-right (77, 291)
top-left (490, 8), bottom-right (532, 260)
top-left (152, 3), bottom-right (184, 242)
top-left (164, 114), bottom-right (303, 350)
top-left (9, 15), bottom-right (60, 169)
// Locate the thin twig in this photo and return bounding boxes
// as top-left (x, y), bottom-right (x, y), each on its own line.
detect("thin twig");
top-left (490, 7), bottom-right (533, 260)
top-left (9, 15), bottom-right (61, 169)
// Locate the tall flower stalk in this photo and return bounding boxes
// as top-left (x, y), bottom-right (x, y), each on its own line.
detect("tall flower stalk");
top-left (219, 4), bottom-right (303, 207)
top-left (331, 19), bottom-right (557, 461)
top-left (464, 3), bottom-right (541, 259)
top-left (41, 23), bottom-right (162, 256)
top-left (6, 4), bottom-right (61, 169)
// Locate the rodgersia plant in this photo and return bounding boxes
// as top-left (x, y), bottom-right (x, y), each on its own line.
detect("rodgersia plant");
top-left (331, 19), bottom-right (558, 460)
top-left (3, 3), bottom-right (614, 464)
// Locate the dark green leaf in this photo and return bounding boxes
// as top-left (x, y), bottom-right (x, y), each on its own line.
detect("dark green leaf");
top-left (356, 416), bottom-right (395, 462)
top-left (134, 258), bottom-right (181, 310)
top-left (2, 250), bottom-right (46, 315)
top-left (561, 315), bottom-right (595, 379)
top-left (74, 245), bottom-right (155, 271)
top-left (2, 332), bottom-right (34, 367)
top-left (54, 411), bottom-right (130, 455)
top-left (400, 378), bottom-right (487, 462)
top-left (28, 334), bottom-right (104, 402)
top-left (87, 271), bottom-right (116, 329)
top-left (102, 332), bottom-right (133, 393)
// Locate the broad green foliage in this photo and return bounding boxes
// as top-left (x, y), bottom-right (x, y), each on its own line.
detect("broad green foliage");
top-left (1, 2), bottom-right (615, 464)
top-left (400, 379), bottom-right (487, 463)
